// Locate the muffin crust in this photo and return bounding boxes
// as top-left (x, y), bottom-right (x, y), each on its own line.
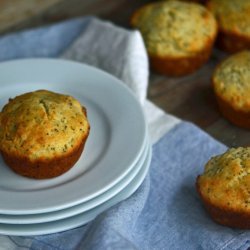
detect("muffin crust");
top-left (206, 0), bottom-right (250, 53)
top-left (0, 90), bottom-right (90, 179)
top-left (131, 1), bottom-right (217, 76)
top-left (212, 50), bottom-right (250, 128)
top-left (196, 147), bottom-right (250, 229)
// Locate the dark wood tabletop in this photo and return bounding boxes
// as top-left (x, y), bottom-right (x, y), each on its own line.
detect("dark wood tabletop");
top-left (0, 0), bottom-right (249, 147)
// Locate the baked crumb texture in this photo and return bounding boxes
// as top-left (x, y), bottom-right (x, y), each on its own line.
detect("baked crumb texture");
top-left (131, 0), bottom-right (217, 76)
top-left (212, 50), bottom-right (250, 129)
top-left (0, 90), bottom-right (90, 179)
top-left (196, 147), bottom-right (250, 229)
top-left (206, 0), bottom-right (250, 53)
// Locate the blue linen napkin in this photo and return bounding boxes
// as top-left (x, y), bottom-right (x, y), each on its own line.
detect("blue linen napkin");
top-left (0, 17), bottom-right (250, 250)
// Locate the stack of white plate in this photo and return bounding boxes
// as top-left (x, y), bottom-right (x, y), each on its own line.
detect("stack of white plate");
top-left (0, 59), bottom-right (151, 236)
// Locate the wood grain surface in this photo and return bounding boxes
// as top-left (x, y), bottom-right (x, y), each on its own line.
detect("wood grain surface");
top-left (0, 0), bottom-right (249, 147)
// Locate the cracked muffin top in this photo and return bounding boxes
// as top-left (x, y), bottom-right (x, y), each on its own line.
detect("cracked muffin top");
top-left (206, 0), bottom-right (250, 37)
top-left (212, 50), bottom-right (250, 111)
top-left (130, 0), bottom-right (217, 57)
top-left (197, 147), bottom-right (250, 211)
top-left (0, 90), bottom-right (89, 161)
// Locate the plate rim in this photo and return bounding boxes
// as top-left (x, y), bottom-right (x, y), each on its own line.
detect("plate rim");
top-left (0, 145), bottom-right (152, 236)
top-left (0, 140), bottom-right (149, 224)
top-left (0, 58), bottom-right (148, 214)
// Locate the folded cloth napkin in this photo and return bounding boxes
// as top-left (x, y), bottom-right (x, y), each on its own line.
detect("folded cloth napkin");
top-left (0, 17), bottom-right (249, 250)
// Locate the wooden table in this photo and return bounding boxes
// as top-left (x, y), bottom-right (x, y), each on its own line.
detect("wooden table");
top-left (0, 0), bottom-right (249, 147)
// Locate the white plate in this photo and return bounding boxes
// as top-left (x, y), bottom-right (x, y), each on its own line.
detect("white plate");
top-left (0, 146), bottom-right (152, 236)
top-left (0, 58), bottom-right (147, 214)
top-left (0, 140), bottom-right (149, 224)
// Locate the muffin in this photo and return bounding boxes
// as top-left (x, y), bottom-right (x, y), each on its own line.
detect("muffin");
top-left (0, 90), bottom-right (90, 179)
top-left (131, 1), bottom-right (217, 76)
top-left (212, 50), bottom-right (250, 129)
top-left (206, 0), bottom-right (250, 53)
top-left (196, 147), bottom-right (250, 229)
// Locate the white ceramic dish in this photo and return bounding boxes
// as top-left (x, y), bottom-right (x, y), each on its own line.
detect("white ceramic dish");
top-left (0, 58), bottom-right (147, 214)
top-left (0, 146), bottom-right (152, 236)
top-left (0, 140), bottom-right (149, 224)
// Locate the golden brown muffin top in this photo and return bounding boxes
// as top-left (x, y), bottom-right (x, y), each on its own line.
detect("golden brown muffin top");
top-left (197, 147), bottom-right (250, 211)
top-left (213, 50), bottom-right (250, 111)
top-left (206, 0), bottom-right (250, 37)
top-left (131, 1), bottom-right (217, 57)
top-left (0, 90), bottom-right (89, 161)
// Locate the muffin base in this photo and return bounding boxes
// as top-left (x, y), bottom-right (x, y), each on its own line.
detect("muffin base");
top-left (217, 30), bottom-right (250, 53)
top-left (149, 43), bottom-right (214, 76)
top-left (0, 138), bottom-right (88, 179)
top-left (215, 94), bottom-right (250, 129)
top-left (196, 177), bottom-right (250, 229)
